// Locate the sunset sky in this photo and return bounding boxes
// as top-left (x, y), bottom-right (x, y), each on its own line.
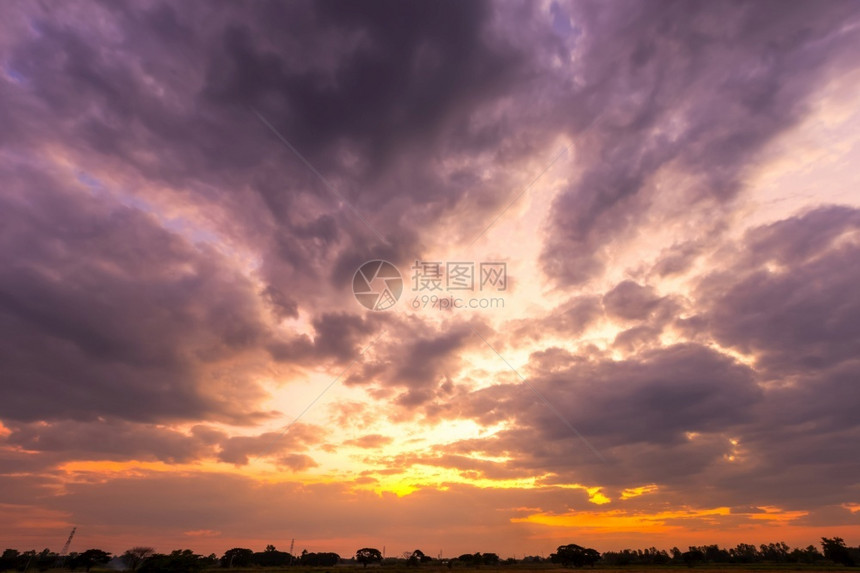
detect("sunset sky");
top-left (2, 0), bottom-right (860, 559)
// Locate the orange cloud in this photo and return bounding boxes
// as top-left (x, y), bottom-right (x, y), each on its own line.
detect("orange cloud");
top-left (184, 529), bottom-right (222, 538)
top-left (620, 485), bottom-right (659, 500)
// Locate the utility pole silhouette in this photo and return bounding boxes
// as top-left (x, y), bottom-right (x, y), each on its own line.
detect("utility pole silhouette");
top-left (56, 527), bottom-right (77, 568)
top-left (60, 527), bottom-right (76, 556)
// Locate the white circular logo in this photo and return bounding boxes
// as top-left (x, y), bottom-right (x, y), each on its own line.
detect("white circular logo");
top-left (352, 260), bottom-right (403, 311)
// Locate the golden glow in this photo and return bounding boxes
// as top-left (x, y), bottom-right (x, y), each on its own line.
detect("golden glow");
top-left (60, 460), bottom-right (196, 474)
top-left (513, 506), bottom-right (733, 533)
top-left (183, 529), bottom-right (222, 538)
top-left (706, 342), bottom-right (757, 368)
top-left (749, 506), bottom-right (809, 522)
top-left (58, 459), bottom-right (257, 479)
top-left (620, 484), bottom-right (659, 499)
top-left (513, 504), bottom-right (812, 534)
top-left (360, 465), bottom-right (552, 496)
top-left (587, 487), bottom-right (611, 505)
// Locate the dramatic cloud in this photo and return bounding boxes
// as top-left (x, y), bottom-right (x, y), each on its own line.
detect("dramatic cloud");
top-left (704, 206), bottom-right (860, 375)
top-left (0, 164), bottom-right (273, 423)
top-left (540, 0), bottom-right (860, 287)
top-left (1, 0), bottom-right (859, 558)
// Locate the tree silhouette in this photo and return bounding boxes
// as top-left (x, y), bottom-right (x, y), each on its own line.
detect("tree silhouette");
top-left (0, 549), bottom-right (19, 571)
top-left (356, 547), bottom-right (382, 567)
top-left (220, 547), bottom-right (253, 568)
top-left (551, 544), bottom-right (601, 568)
top-left (0, 537), bottom-right (855, 571)
top-left (34, 548), bottom-right (57, 572)
top-left (821, 537), bottom-right (856, 567)
top-left (730, 543), bottom-right (757, 563)
top-left (408, 549), bottom-right (432, 566)
top-left (789, 545), bottom-right (823, 563)
top-left (600, 548), bottom-right (669, 566)
top-left (483, 553), bottom-right (500, 565)
top-left (254, 546), bottom-right (292, 567)
top-left (122, 546), bottom-right (155, 571)
top-left (682, 548), bottom-right (705, 567)
top-left (71, 549), bottom-right (111, 572)
top-left (138, 549), bottom-right (207, 573)
top-left (760, 542), bottom-right (790, 562)
top-left (457, 553), bottom-right (480, 567)
top-left (300, 551), bottom-right (340, 566)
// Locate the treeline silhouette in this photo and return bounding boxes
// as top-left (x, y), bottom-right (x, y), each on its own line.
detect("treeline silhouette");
top-left (599, 539), bottom-right (858, 567)
top-left (1, 537), bottom-right (859, 572)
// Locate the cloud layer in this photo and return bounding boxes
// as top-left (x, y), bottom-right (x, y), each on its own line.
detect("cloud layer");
top-left (1, 0), bottom-right (859, 557)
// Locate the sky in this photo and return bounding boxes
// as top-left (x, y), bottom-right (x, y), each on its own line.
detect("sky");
top-left (1, 0), bottom-right (860, 560)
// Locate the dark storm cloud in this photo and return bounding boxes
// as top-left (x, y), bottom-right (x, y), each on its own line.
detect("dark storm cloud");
top-left (540, 0), bottom-right (860, 286)
top-left (267, 311), bottom-right (381, 365)
top-left (203, 0), bottom-right (521, 188)
top-left (0, 473), bottom-right (60, 506)
top-left (443, 206), bottom-right (860, 510)
top-left (600, 280), bottom-right (682, 352)
top-left (0, 446), bottom-right (67, 476)
top-left (602, 280), bottom-right (664, 321)
top-left (4, 420), bottom-right (217, 463)
top-left (681, 206), bottom-right (860, 508)
top-left (715, 422), bottom-right (860, 509)
top-left (510, 295), bottom-right (604, 342)
top-left (342, 318), bottom-right (482, 409)
top-left (526, 346), bottom-right (591, 374)
top-left (703, 206), bottom-right (860, 376)
top-left (1, 419), bottom-right (326, 467)
top-left (5, 4), bottom-right (260, 187)
top-left (529, 343), bottom-right (761, 447)
top-left (392, 328), bottom-right (472, 390)
top-left (652, 240), bottom-right (705, 277)
top-left (0, 0), bottom-right (539, 440)
top-left (217, 423), bottom-right (325, 465)
top-left (3, 0), bottom-right (499, 324)
top-left (193, 0), bottom-right (538, 268)
top-left (434, 341), bottom-right (760, 494)
top-left (612, 325), bottom-right (662, 353)
top-left (797, 505), bottom-right (860, 527)
top-left (0, 164), bottom-right (273, 423)
top-left (0, 0), bottom-right (542, 435)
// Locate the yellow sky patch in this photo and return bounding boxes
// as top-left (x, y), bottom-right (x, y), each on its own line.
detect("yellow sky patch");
top-left (513, 506), bottom-right (734, 533)
top-left (512, 504), bottom-right (813, 535)
top-left (620, 484), bottom-right (659, 500)
top-left (749, 506), bottom-right (809, 522)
